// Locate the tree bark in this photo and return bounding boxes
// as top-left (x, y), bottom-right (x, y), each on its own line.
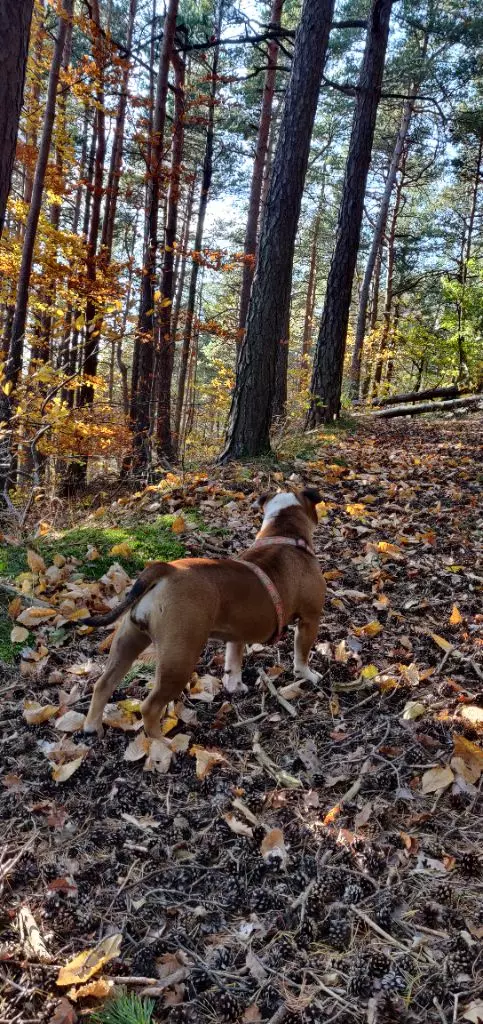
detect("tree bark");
top-left (174, 26), bottom-right (220, 447)
top-left (273, 302), bottom-right (290, 419)
top-left (130, 0), bottom-right (179, 471)
top-left (456, 130), bottom-right (483, 382)
top-left (369, 384), bottom-right (461, 407)
top-left (155, 48), bottom-right (185, 457)
top-left (372, 163), bottom-right (404, 395)
top-left (301, 211), bottom-right (320, 362)
top-left (101, 0), bottom-right (137, 258)
top-left (349, 89), bottom-right (417, 397)
top-left (6, 0), bottom-right (73, 386)
top-left (0, 0), bottom-right (35, 237)
top-left (221, 0), bottom-right (335, 461)
top-left (171, 173), bottom-right (196, 340)
top-left (237, 0), bottom-right (284, 341)
top-left (307, 0), bottom-right (394, 427)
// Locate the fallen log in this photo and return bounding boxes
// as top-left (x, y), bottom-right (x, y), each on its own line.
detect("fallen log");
top-left (370, 384), bottom-right (461, 407)
top-left (371, 394), bottom-right (482, 418)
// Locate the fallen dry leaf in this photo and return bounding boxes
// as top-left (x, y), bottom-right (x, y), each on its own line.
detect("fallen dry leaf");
top-left (27, 549), bottom-right (46, 573)
top-left (462, 1000), bottom-right (483, 1023)
top-left (56, 933), bottom-right (122, 986)
top-left (354, 620), bottom-right (383, 638)
top-left (67, 978), bottom-right (114, 1002)
top-left (109, 542), bottom-right (133, 557)
top-left (23, 701), bottom-right (58, 725)
top-left (421, 765), bottom-right (454, 794)
top-left (170, 732), bottom-right (190, 753)
top-left (431, 633), bottom-right (453, 653)
top-left (55, 711), bottom-right (86, 733)
top-left (144, 738), bottom-right (173, 774)
top-left (402, 701), bottom-right (426, 721)
top-left (8, 595), bottom-right (23, 619)
top-left (171, 514), bottom-right (186, 534)
top-left (449, 603), bottom-right (463, 625)
top-left (461, 705), bottom-right (483, 725)
top-left (242, 1005), bottom-right (263, 1022)
top-left (52, 757), bottom-right (86, 783)
top-left (17, 606), bottom-right (56, 627)
top-left (189, 744), bottom-right (227, 779)
top-left (452, 733), bottom-right (483, 780)
top-left (49, 997), bottom-right (78, 1024)
top-left (224, 813), bottom-right (253, 838)
top-left (123, 733), bottom-right (150, 762)
top-left (260, 827), bottom-right (287, 866)
top-left (10, 625), bottom-right (29, 643)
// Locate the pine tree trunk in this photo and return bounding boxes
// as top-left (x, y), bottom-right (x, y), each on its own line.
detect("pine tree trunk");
top-left (361, 244), bottom-right (382, 398)
top-left (237, 0), bottom-right (284, 341)
top-left (301, 212), bottom-right (320, 362)
top-left (174, 26), bottom-right (220, 446)
top-left (171, 174), bottom-right (196, 340)
top-left (457, 131), bottom-right (483, 382)
top-left (372, 166), bottom-right (404, 395)
top-left (130, 0), bottom-right (179, 472)
top-left (307, 0), bottom-right (394, 427)
top-left (154, 50), bottom-right (185, 458)
top-left (0, 0), bottom-right (35, 237)
top-left (221, 0), bottom-right (335, 461)
top-left (273, 303), bottom-right (290, 419)
top-left (349, 90), bottom-right (417, 397)
top-left (6, 0), bottom-right (73, 386)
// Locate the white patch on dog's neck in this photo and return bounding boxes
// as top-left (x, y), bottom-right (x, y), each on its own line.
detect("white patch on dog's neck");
top-left (263, 492), bottom-right (300, 523)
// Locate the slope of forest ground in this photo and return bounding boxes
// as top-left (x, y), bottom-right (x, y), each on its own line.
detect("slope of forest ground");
top-left (1, 415), bottom-right (483, 1024)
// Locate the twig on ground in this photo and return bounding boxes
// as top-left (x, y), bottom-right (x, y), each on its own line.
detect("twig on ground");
top-left (350, 905), bottom-right (410, 952)
top-left (434, 997), bottom-right (449, 1024)
top-left (259, 669), bottom-right (297, 717)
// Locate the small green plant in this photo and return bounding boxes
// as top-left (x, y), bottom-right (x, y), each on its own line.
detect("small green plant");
top-left (90, 992), bottom-right (154, 1024)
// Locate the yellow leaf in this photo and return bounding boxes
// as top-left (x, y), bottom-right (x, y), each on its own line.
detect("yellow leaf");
top-left (453, 733), bottom-right (483, 778)
top-left (56, 933), bottom-right (122, 986)
top-left (376, 541), bottom-right (404, 558)
top-left (86, 545), bottom-right (100, 561)
top-left (23, 701), bottom-right (58, 725)
top-left (323, 802), bottom-right (341, 825)
top-left (431, 633), bottom-right (454, 653)
top-left (189, 744), bottom-right (226, 779)
top-left (161, 714), bottom-right (178, 735)
top-left (171, 514), bottom-right (186, 534)
top-left (361, 664), bottom-right (379, 680)
top-left (109, 542), bottom-right (133, 558)
top-left (16, 606), bottom-right (56, 627)
top-left (10, 625), bottom-right (29, 643)
top-left (346, 503), bottom-right (367, 517)
top-left (323, 569), bottom-right (343, 581)
top-left (449, 604), bottom-right (463, 626)
top-left (421, 765), bottom-right (454, 794)
top-left (117, 698), bottom-right (142, 713)
top-left (52, 757), bottom-right (85, 782)
top-left (161, 297), bottom-right (172, 307)
top-left (329, 695), bottom-right (340, 716)
top-left (354, 620), bottom-right (383, 638)
top-left (154, 289), bottom-right (161, 301)
top-left (68, 977), bottom-right (114, 1001)
top-left (3, 380), bottom-right (12, 396)
top-left (27, 549), bottom-right (46, 573)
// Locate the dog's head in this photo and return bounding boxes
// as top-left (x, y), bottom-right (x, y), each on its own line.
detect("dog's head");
top-left (256, 487), bottom-right (322, 525)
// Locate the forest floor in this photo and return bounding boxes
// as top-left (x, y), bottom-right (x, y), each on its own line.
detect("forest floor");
top-left (1, 413), bottom-right (483, 1024)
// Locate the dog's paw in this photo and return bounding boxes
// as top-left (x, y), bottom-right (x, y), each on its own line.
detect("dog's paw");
top-left (294, 665), bottom-right (321, 684)
top-left (223, 674), bottom-right (248, 695)
top-left (83, 721), bottom-right (104, 737)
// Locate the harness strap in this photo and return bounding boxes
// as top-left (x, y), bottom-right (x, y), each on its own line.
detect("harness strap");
top-left (240, 561), bottom-right (285, 643)
top-left (251, 535), bottom-right (316, 557)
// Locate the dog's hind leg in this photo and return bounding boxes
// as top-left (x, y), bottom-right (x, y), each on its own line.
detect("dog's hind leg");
top-left (223, 642), bottom-right (246, 694)
top-left (294, 615), bottom-right (321, 684)
top-left (84, 619), bottom-right (150, 734)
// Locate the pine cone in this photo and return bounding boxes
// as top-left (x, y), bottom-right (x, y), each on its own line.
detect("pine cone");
top-left (327, 910), bottom-right (350, 950)
top-left (458, 852), bottom-right (481, 877)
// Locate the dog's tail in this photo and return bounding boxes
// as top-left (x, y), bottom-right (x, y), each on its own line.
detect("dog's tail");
top-left (77, 561), bottom-right (173, 628)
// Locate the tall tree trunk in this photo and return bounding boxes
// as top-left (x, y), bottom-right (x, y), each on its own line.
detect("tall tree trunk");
top-left (0, 0), bottom-right (35, 237)
top-left (6, 0), bottom-right (73, 386)
top-left (174, 24), bottom-right (220, 447)
top-left (101, 0), bottom-right (137, 259)
top-left (457, 130), bottom-right (483, 381)
top-left (307, 0), bottom-right (394, 426)
top-left (301, 211), bottom-right (320, 362)
top-left (360, 244), bottom-right (383, 398)
top-left (23, 1), bottom-right (45, 209)
top-left (237, 0), bottom-right (284, 340)
top-left (349, 88), bottom-right (418, 397)
top-left (155, 49), bottom-right (186, 457)
top-left (273, 303), bottom-right (290, 419)
top-left (171, 173), bottom-right (196, 340)
top-left (372, 168), bottom-right (404, 395)
top-left (129, 0), bottom-right (179, 472)
top-left (221, 0), bottom-right (335, 462)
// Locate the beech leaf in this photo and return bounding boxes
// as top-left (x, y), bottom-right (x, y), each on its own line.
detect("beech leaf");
top-left (421, 765), bottom-right (454, 794)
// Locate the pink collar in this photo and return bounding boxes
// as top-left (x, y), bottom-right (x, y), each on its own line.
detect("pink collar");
top-left (251, 535), bottom-right (316, 557)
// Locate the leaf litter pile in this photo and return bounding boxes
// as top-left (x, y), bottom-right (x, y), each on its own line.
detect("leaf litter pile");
top-left (1, 415), bottom-right (483, 1024)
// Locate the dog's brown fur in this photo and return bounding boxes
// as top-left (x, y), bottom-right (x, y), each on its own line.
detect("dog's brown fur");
top-left (83, 488), bottom-right (326, 739)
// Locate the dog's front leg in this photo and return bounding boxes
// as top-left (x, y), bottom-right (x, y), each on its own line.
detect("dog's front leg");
top-left (294, 618), bottom-right (321, 683)
top-left (223, 642), bottom-right (247, 694)
top-left (84, 620), bottom-right (149, 734)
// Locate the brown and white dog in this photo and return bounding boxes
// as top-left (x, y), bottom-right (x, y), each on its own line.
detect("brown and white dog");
top-left (83, 487), bottom-right (326, 739)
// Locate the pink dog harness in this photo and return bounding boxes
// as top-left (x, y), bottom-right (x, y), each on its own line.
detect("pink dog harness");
top-left (239, 535), bottom-right (317, 643)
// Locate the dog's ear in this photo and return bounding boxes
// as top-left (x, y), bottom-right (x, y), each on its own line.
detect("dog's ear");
top-left (253, 491), bottom-right (273, 511)
top-left (302, 487), bottom-right (322, 506)
top-left (300, 487), bottom-right (322, 523)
